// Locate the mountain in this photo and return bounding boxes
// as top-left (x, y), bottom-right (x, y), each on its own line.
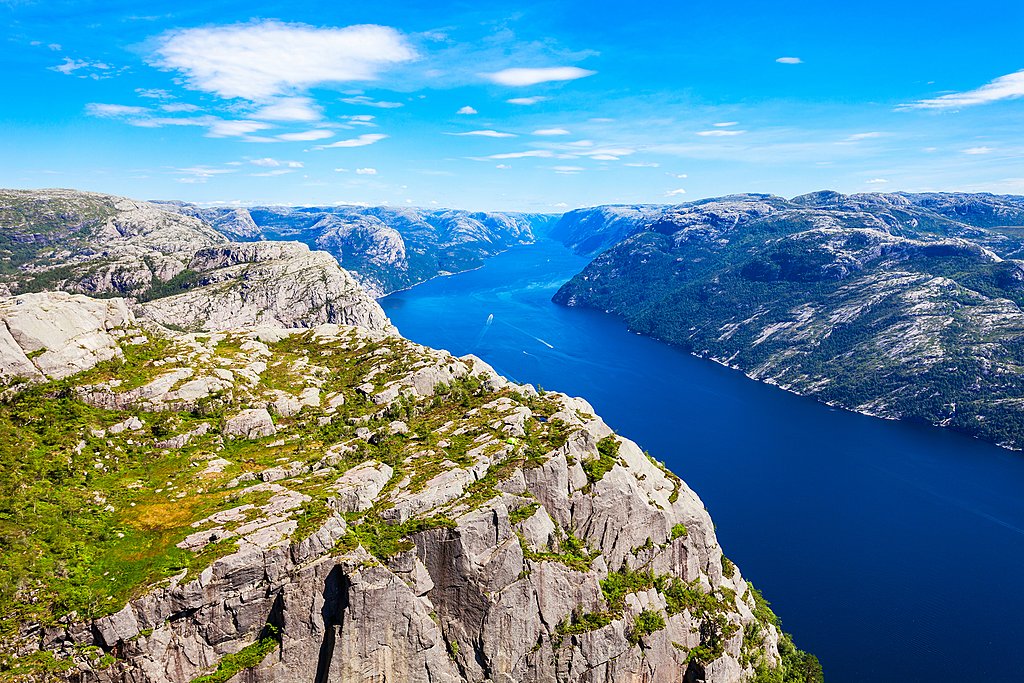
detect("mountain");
top-left (553, 191), bottom-right (1024, 450)
top-left (159, 202), bottom-right (560, 297)
top-left (0, 291), bottom-right (819, 682)
top-left (0, 189), bottom-right (392, 333)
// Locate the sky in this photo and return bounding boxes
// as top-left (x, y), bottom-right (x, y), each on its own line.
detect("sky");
top-left (2, 0), bottom-right (1023, 211)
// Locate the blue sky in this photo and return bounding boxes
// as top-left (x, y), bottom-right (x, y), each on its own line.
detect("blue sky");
top-left (2, 0), bottom-right (1023, 211)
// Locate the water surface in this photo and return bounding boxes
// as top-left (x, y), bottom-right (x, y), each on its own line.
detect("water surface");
top-left (381, 239), bottom-right (1024, 683)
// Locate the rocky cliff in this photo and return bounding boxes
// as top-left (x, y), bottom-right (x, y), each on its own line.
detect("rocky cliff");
top-left (0, 292), bottom-right (819, 683)
top-left (159, 202), bottom-right (559, 297)
top-left (553, 191), bottom-right (1024, 449)
top-left (0, 190), bottom-right (393, 334)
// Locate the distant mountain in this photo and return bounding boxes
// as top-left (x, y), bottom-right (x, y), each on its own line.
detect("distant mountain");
top-left (158, 202), bottom-right (559, 296)
top-left (553, 191), bottom-right (1024, 449)
top-left (0, 189), bottom-right (393, 332)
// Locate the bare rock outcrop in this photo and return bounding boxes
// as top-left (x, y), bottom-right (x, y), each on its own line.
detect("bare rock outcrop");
top-left (0, 291), bottom-right (134, 381)
top-left (1, 314), bottom-right (802, 683)
top-left (138, 242), bottom-right (395, 333)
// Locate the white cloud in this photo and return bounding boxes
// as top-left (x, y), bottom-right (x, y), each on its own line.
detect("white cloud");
top-left (552, 165), bottom-right (584, 174)
top-left (866, 178), bottom-right (889, 184)
top-left (668, 173), bottom-right (688, 179)
top-left (590, 154), bottom-right (619, 161)
top-left (86, 103), bottom-right (149, 117)
top-left (136, 88), bottom-right (172, 99)
top-left (533, 128), bottom-right (570, 136)
top-left (250, 158), bottom-right (303, 168)
top-left (487, 150), bottom-right (555, 159)
top-left (161, 103), bottom-right (201, 113)
top-left (776, 57), bottom-right (803, 64)
top-left (128, 116), bottom-right (210, 128)
top-left (151, 21), bottom-right (416, 100)
top-left (250, 168), bottom-right (294, 177)
top-left (625, 162), bottom-right (660, 167)
top-left (582, 147), bottom-right (635, 157)
top-left (844, 131), bottom-right (884, 141)
top-left (456, 106), bottom-right (477, 115)
top-left (206, 120), bottom-right (272, 137)
top-left (175, 165), bottom-right (236, 183)
top-left (696, 129), bottom-right (746, 137)
top-left (340, 95), bottom-right (403, 108)
top-left (51, 57), bottom-right (114, 78)
top-left (901, 70), bottom-right (1024, 110)
top-left (495, 164), bottom-right (510, 169)
top-left (665, 188), bottom-right (687, 196)
top-left (506, 96), bottom-right (548, 106)
top-left (483, 66), bottom-right (596, 86)
top-left (277, 129), bottom-right (335, 141)
top-left (447, 130), bottom-right (517, 138)
top-left (712, 121), bottom-right (738, 127)
top-left (252, 96), bottom-right (322, 121)
top-left (963, 146), bottom-right (994, 155)
top-left (314, 133), bottom-right (388, 149)
top-left (343, 114), bottom-right (376, 123)
top-left (355, 167), bottom-right (377, 175)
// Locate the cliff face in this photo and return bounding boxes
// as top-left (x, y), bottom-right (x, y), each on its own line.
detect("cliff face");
top-left (0, 190), bottom-right (393, 335)
top-left (553, 191), bottom-right (1024, 450)
top-left (159, 202), bottom-right (559, 297)
top-left (0, 292), bottom-right (817, 683)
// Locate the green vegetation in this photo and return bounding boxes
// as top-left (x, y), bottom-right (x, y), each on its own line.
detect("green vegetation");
top-left (509, 503), bottom-right (540, 524)
top-left (628, 610), bottom-right (665, 644)
top-left (191, 625), bottom-right (280, 683)
top-left (345, 514), bottom-right (457, 560)
top-left (556, 610), bottom-right (614, 635)
top-left (670, 523), bottom-right (688, 540)
top-left (518, 526), bottom-right (595, 572)
top-left (582, 435), bottom-right (620, 485)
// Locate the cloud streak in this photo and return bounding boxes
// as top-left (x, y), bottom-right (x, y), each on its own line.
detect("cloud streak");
top-left (901, 70), bottom-right (1024, 110)
top-left (484, 66), bottom-right (595, 86)
top-left (447, 130), bottom-right (517, 138)
top-left (314, 133), bottom-right (388, 149)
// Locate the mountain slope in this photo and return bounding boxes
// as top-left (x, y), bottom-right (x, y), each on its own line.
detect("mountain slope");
top-left (0, 190), bottom-right (392, 333)
top-left (553, 191), bottom-right (1024, 449)
top-left (160, 202), bottom-right (559, 296)
top-left (0, 292), bottom-right (819, 683)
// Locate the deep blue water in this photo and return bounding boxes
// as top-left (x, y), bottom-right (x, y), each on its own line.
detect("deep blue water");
top-left (381, 239), bottom-right (1024, 683)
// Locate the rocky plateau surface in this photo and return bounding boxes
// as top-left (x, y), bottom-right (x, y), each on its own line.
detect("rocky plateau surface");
top-left (0, 291), bottom-right (818, 683)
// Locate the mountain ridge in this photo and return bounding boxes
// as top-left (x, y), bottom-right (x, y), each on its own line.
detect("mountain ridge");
top-left (552, 190), bottom-right (1024, 450)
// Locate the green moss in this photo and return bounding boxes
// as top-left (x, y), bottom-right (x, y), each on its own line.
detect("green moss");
top-left (670, 523), bottom-right (688, 540)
